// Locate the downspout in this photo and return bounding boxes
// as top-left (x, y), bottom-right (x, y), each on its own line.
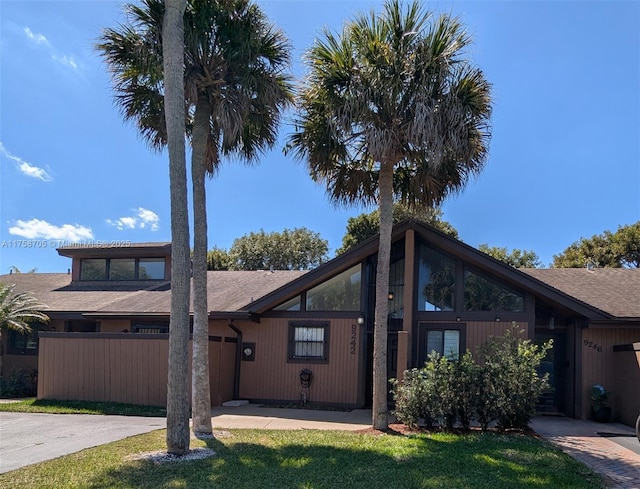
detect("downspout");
top-left (227, 320), bottom-right (242, 400)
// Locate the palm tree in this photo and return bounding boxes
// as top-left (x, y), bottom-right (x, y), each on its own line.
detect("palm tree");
top-left (0, 283), bottom-right (49, 379)
top-left (162, 0), bottom-right (191, 456)
top-left (288, 0), bottom-right (492, 430)
top-left (98, 0), bottom-right (292, 439)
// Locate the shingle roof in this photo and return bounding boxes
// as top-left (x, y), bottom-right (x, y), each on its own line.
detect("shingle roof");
top-left (521, 268), bottom-right (640, 318)
top-left (0, 270), bottom-right (308, 315)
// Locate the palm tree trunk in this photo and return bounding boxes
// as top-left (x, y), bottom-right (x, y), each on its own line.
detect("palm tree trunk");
top-left (163, 0), bottom-right (191, 456)
top-left (191, 95), bottom-right (213, 436)
top-left (372, 160), bottom-right (394, 431)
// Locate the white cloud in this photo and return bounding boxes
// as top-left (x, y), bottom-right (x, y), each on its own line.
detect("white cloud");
top-left (137, 207), bottom-right (160, 231)
top-left (107, 207), bottom-right (160, 232)
top-left (53, 55), bottom-right (77, 70)
top-left (23, 26), bottom-right (79, 72)
top-left (23, 27), bottom-right (49, 45)
top-left (9, 219), bottom-right (93, 241)
top-left (0, 142), bottom-right (52, 181)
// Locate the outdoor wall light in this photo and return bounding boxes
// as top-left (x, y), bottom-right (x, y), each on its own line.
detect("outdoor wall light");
top-left (388, 291), bottom-right (395, 301)
top-left (495, 316), bottom-right (501, 322)
top-left (549, 317), bottom-right (555, 330)
top-left (357, 316), bottom-right (365, 325)
top-left (456, 316), bottom-right (461, 322)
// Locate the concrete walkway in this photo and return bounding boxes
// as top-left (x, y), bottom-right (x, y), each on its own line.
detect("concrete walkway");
top-left (531, 416), bottom-right (640, 489)
top-left (210, 403), bottom-right (371, 430)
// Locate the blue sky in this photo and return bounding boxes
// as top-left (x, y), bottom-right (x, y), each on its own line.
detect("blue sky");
top-left (1, 0), bottom-right (638, 273)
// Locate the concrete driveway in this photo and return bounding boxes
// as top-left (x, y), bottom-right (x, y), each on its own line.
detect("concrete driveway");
top-left (0, 412), bottom-right (166, 473)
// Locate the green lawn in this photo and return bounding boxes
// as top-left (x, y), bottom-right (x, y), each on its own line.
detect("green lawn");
top-left (0, 428), bottom-right (604, 489)
top-left (0, 398), bottom-right (166, 417)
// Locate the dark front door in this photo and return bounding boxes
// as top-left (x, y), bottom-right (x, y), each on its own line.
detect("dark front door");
top-left (535, 331), bottom-right (566, 414)
top-left (364, 329), bottom-right (400, 407)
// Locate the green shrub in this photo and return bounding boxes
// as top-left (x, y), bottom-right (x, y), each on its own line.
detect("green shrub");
top-left (0, 369), bottom-right (38, 398)
top-left (392, 324), bottom-right (552, 431)
top-left (478, 325), bottom-right (552, 429)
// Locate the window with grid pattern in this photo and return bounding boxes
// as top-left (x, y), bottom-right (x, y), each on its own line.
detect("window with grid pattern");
top-left (288, 322), bottom-right (329, 362)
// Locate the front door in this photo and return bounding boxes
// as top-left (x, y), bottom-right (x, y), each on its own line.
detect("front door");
top-left (535, 331), bottom-right (566, 414)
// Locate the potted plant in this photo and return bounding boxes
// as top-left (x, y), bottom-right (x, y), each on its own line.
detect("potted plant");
top-left (591, 384), bottom-right (612, 422)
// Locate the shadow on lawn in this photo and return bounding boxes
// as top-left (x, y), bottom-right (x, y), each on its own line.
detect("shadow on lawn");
top-left (88, 432), bottom-right (602, 489)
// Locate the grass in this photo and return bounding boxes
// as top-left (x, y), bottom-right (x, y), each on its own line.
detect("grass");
top-left (0, 398), bottom-right (166, 417)
top-left (0, 428), bottom-right (604, 489)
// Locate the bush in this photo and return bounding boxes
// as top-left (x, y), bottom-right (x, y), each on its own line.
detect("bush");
top-left (0, 369), bottom-right (38, 398)
top-left (391, 324), bottom-right (552, 431)
top-left (479, 326), bottom-right (552, 429)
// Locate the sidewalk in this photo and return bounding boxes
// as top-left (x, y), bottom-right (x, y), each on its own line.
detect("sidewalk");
top-left (210, 403), bottom-right (372, 430)
top-left (531, 416), bottom-right (640, 489)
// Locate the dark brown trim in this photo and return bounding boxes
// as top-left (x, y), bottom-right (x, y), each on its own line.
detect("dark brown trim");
top-left (613, 342), bottom-right (640, 352)
top-left (287, 320), bottom-right (330, 364)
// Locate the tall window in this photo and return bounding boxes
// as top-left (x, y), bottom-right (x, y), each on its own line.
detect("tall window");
top-left (80, 258), bottom-right (165, 281)
top-left (306, 265), bottom-right (361, 311)
top-left (288, 321), bottom-right (329, 362)
top-left (464, 268), bottom-right (524, 312)
top-left (418, 245), bottom-right (456, 311)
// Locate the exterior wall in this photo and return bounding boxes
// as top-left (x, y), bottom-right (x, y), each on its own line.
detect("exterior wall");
top-left (37, 330), bottom-right (236, 407)
top-left (236, 317), bottom-right (361, 406)
top-left (612, 345), bottom-right (640, 427)
top-left (99, 319), bottom-right (132, 333)
top-left (580, 326), bottom-right (640, 423)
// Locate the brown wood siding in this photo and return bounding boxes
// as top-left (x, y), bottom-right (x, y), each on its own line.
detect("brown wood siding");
top-left (612, 346), bottom-right (640, 427)
top-left (237, 318), bottom-right (360, 406)
top-left (37, 331), bottom-right (236, 407)
top-left (580, 326), bottom-right (640, 422)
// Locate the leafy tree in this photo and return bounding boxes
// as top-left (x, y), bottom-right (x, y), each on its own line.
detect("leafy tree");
top-left (0, 283), bottom-right (50, 386)
top-left (162, 0), bottom-right (191, 455)
top-left (337, 205), bottom-right (458, 254)
top-left (98, 0), bottom-right (292, 439)
top-left (478, 244), bottom-right (541, 268)
top-left (206, 247), bottom-right (232, 271)
top-left (287, 0), bottom-right (491, 429)
top-left (553, 221), bottom-right (640, 268)
top-left (227, 228), bottom-right (328, 270)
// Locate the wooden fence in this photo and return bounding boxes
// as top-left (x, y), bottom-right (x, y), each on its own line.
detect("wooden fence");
top-left (37, 332), bottom-right (236, 407)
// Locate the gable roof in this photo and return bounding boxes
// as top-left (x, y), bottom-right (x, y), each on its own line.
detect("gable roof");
top-left (246, 219), bottom-right (616, 320)
top-left (521, 268), bottom-right (640, 319)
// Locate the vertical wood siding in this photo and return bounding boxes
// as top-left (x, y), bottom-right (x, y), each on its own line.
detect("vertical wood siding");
top-left (37, 332), bottom-right (236, 407)
top-left (238, 318), bottom-right (361, 406)
top-left (580, 327), bottom-right (640, 422)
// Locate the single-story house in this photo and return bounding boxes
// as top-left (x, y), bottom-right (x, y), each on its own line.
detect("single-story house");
top-left (1, 220), bottom-right (639, 426)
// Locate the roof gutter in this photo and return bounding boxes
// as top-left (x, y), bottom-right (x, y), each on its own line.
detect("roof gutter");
top-left (227, 320), bottom-right (242, 400)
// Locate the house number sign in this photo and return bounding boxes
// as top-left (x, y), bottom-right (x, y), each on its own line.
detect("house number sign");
top-left (350, 324), bottom-right (357, 354)
top-left (583, 339), bottom-right (603, 352)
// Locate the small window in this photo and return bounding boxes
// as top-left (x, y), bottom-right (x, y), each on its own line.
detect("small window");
top-left (138, 258), bottom-right (165, 280)
top-left (7, 325), bottom-right (43, 355)
top-left (132, 324), bottom-right (169, 334)
top-left (426, 329), bottom-right (460, 360)
top-left (81, 259), bottom-right (107, 280)
top-left (464, 269), bottom-right (524, 312)
top-left (274, 296), bottom-right (301, 311)
top-left (109, 258), bottom-right (136, 280)
top-left (288, 321), bottom-right (329, 362)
